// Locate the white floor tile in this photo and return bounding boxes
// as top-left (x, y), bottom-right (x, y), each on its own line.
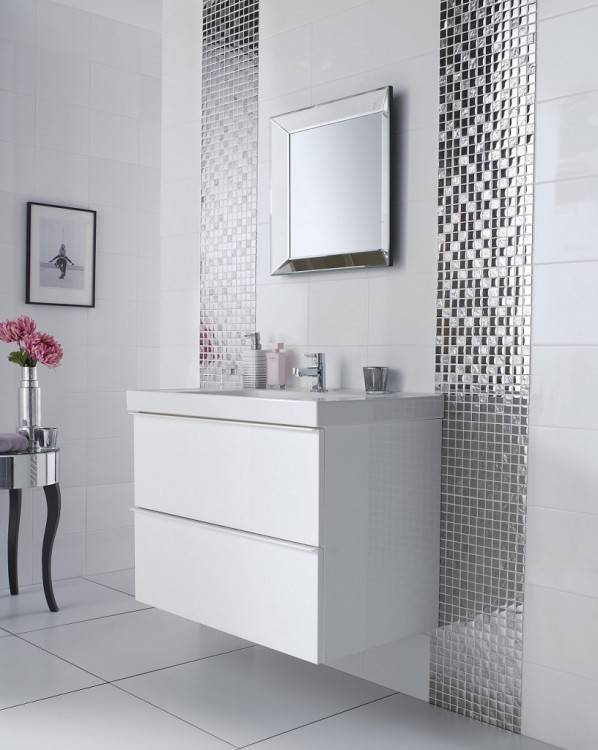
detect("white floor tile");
top-left (249, 693), bottom-right (557, 750)
top-left (0, 636), bottom-right (100, 710)
top-left (23, 608), bottom-right (251, 681)
top-left (117, 645), bottom-right (394, 747)
top-left (0, 684), bottom-right (231, 750)
top-left (0, 578), bottom-right (148, 634)
top-left (85, 568), bottom-right (135, 596)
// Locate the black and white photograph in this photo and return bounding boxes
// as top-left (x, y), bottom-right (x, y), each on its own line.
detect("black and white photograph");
top-left (26, 202), bottom-right (96, 307)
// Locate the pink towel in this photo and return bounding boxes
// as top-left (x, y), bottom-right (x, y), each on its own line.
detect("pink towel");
top-left (0, 433), bottom-right (29, 453)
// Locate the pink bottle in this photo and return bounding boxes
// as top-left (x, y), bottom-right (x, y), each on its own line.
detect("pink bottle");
top-left (266, 343), bottom-right (288, 389)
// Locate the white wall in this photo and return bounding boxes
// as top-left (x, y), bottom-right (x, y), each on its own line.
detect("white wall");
top-left (159, 0), bottom-right (201, 389)
top-left (522, 4), bottom-right (598, 749)
top-left (0, 0), bottom-right (161, 586)
top-left (256, 0), bottom-right (439, 393)
top-left (256, 0), bottom-right (439, 700)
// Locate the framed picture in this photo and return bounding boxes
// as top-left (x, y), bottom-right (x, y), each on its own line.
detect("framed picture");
top-left (26, 202), bottom-right (97, 308)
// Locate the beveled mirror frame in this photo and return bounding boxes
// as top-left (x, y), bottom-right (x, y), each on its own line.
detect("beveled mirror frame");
top-left (270, 86), bottom-right (392, 275)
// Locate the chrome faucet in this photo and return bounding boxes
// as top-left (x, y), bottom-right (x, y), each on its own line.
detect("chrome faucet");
top-left (293, 353), bottom-right (326, 392)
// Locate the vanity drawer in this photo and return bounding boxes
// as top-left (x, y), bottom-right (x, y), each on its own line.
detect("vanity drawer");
top-left (133, 413), bottom-right (321, 546)
top-left (134, 508), bottom-right (321, 663)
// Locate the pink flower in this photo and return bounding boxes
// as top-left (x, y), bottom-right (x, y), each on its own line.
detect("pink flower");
top-left (22, 332), bottom-right (63, 368)
top-left (0, 315), bottom-right (36, 343)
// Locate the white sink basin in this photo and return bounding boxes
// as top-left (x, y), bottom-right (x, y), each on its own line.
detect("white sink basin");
top-left (128, 387), bottom-right (443, 427)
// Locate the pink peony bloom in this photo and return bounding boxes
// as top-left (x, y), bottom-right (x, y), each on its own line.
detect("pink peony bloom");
top-left (22, 332), bottom-right (63, 368)
top-left (0, 315), bottom-right (36, 343)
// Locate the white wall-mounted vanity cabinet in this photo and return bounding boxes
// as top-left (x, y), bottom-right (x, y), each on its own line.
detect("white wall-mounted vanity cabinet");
top-left (127, 389), bottom-right (442, 673)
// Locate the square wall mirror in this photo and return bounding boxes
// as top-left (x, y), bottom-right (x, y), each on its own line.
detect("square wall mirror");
top-left (270, 86), bottom-right (392, 275)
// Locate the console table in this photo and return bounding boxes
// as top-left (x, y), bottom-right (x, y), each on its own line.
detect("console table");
top-left (0, 450), bottom-right (61, 611)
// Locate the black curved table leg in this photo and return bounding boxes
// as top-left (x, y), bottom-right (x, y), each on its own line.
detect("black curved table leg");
top-left (8, 489), bottom-right (22, 595)
top-left (42, 483), bottom-right (61, 612)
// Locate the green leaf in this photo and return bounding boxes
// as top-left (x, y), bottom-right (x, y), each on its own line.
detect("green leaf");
top-left (7, 350), bottom-right (36, 367)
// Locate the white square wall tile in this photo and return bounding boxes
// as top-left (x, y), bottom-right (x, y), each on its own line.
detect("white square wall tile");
top-left (89, 157), bottom-right (139, 209)
top-left (160, 290), bottom-right (200, 348)
top-left (85, 526), bottom-right (134, 575)
top-left (308, 278), bottom-right (368, 346)
top-left (88, 15), bottom-right (140, 73)
top-left (86, 391), bottom-right (130, 440)
top-left (139, 119), bottom-right (161, 168)
top-left (36, 1), bottom-right (91, 59)
top-left (35, 97), bottom-right (89, 154)
top-left (0, 141), bottom-right (35, 193)
top-left (0, 91), bottom-right (34, 145)
top-left (260, 0), bottom-right (365, 39)
top-left (35, 48), bottom-right (89, 107)
top-left (0, 0), bottom-right (36, 43)
top-left (87, 299), bottom-right (137, 346)
top-left (526, 507), bottom-right (598, 597)
top-left (23, 609), bottom-right (250, 681)
top-left (90, 63), bottom-right (140, 118)
top-left (534, 178), bottom-right (598, 264)
top-left (532, 262), bottom-right (598, 345)
top-left (311, 0), bottom-right (439, 87)
top-left (536, 92), bottom-right (598, 182)
top-left (523, 662), bottom-right (598, 750)
top-left (368, 273), bottom-right (436, 347)
top-left (117, 646), bottom-right (393, 747)
top-left (35, 148), bottom-right (89, 205)
top-left (539, 0), bottom-right (598, 19)
top-left (259, 24), bottom-right (311, 100)
top-left (256, 283), bottom-right (309, 347)
top-left (0, 637), bottom-right (99, 710)
top-left (87, 345), bottom-right (136, 392)
top-left (524, 585), bottom-right (598, 682)
top-left (90, 109), bottom-right (139, 164)
top-left (538, 6), bottom-right (598, 101)
top-left (530, 347), bottom-right (598, 429)
top-left (528, 426), bottom-right (598, 515)
top-left (86, 436), bottom-right (133, 486)
top-left (137, 347), bottom-right (160, 389)
top-left (86, 483), bottom-right (133, 531)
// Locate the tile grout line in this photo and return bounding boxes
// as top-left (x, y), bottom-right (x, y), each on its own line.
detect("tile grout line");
top-left (110, 681), bottom-right (240, 749)
top-left (110, 644), bottom-right (256, 682)
top-left (237, 692), bottom-right (399, 749)
top-left (81, 573), bottom-right (135, 597)
top-left (10, 604), bottom-right (153, 636)
top-left (0, 683), bottom-right (104, 715)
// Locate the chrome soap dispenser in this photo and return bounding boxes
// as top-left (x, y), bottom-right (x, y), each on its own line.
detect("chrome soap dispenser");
top-left (240, 332), bottom-right (267, 389)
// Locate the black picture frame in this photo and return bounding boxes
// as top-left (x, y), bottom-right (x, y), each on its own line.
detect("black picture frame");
top-left (26, 202), bottom-right (97, 308)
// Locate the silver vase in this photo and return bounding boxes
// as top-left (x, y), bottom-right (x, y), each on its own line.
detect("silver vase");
top-left (18, 365), bottom-right (41, 442)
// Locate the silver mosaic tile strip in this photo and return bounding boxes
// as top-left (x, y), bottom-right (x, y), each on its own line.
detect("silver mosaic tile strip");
top-left (430, 0), bottom-right (536, 733)
top-left (200, 0), bottom-right (259, 388)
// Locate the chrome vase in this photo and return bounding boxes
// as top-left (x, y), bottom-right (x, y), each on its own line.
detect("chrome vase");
top-left (18, 366), bottom-right (41, 442)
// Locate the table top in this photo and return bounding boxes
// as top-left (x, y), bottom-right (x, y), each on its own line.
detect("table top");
top-left (0, 449), bottom-right (59, 490)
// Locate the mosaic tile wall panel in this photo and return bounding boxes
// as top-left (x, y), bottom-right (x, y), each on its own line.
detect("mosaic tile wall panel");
top-left (200, 0), bottom-right (259, 388)
top-left (430, 0), bottom-right (535, 733)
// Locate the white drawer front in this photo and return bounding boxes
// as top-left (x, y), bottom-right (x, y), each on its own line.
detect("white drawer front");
top-left (133, 414), bottom-right (321, 546)
top-left (134, 509), bottom-right (321, 663)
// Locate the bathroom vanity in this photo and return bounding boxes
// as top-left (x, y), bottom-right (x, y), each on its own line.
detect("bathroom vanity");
top-left (127, 388), bottom-right (442, 673)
